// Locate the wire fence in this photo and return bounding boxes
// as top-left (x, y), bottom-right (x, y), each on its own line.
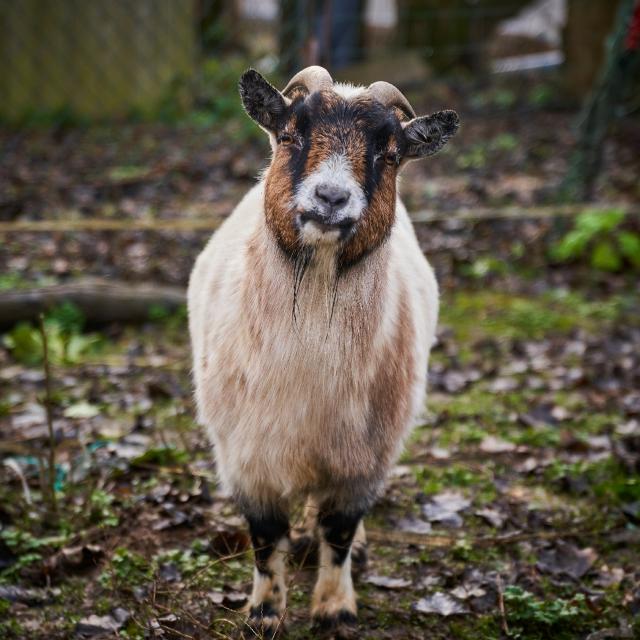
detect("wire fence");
top-left (0, 0), bottom-right (196, 122)
top-left (0, 0), bottom-right (610, 124)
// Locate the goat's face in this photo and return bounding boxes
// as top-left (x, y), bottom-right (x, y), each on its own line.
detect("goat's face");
top-left (240, 67), bottom-right (459, 269)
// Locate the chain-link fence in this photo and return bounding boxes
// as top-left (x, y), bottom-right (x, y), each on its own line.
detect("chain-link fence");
top-left (0, 0), bottom-right (195, 121)
top-left (0, 0), bottom-right (625, 123)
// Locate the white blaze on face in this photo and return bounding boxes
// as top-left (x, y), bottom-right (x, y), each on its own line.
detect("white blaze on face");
top-left (294, 153), bottom-right (367, 245)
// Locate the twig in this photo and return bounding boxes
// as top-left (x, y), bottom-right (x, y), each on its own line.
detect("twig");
top-left (496, 573), bottom-right (509, 636)
top-left (2, 459), bottom-right (33, 504)
top-left (0, 217), bottom-right (225, 233)
top-left (0, 203), bottom-right (636, 233)
top-left (365, 526), bottom-right (619, 548)
top-left (158, 624), bottom-right (194, 639)
top-left (38, 313), bottom-right (58, 520)
top-left (410, 202), bottom-right (637, 223)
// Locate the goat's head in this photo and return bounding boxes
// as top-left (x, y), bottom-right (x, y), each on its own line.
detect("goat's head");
top-left (239, 66), bottom-right (459, 269)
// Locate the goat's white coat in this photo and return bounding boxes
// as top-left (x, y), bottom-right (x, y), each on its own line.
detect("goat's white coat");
top-left (188, 179), bottom-right (438, 506)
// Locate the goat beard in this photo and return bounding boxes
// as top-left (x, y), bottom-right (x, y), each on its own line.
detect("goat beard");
top-left (291, 245), bottom-right (341, 336)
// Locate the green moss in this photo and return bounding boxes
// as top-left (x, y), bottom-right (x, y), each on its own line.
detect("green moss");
top-left (414, 462), bottom-right (495, 498)
top-left (546, 458), bottom-right (640, 505)
top-left (448, 616), bottom-right (502, 640)
top-left (440, 289), bottom-right (628, 342)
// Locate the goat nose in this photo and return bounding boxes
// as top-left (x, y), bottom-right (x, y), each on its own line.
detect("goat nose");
top-left (315, 184), bottom-right (350, 211)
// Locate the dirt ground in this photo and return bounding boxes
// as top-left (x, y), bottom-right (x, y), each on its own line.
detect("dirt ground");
top-left (1, 73), bottom-right (639, 639)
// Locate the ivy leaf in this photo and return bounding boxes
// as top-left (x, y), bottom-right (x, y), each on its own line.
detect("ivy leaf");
top-left (549, 228), bottom-right (591, 261)
top-left (618, 231), bottom-right (640, 268)
top-left (591, 240), bottom-right (621, 271)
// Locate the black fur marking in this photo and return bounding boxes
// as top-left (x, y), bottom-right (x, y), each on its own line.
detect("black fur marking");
top-left (363, 115), bottom-right (399, 204)
top-left (318, 509), bottom-right (363, 566)
top-left (249, 601), bottom-right (279, 619)
top-left (289, 533), bottom-right (318, 568)
top-left (239, 69), bottom-right (287, 132)
top-left (403, 109), bottom-right (460, 158)
top-left (288, 99), bottom-right (312, 188)
top-left (245, 511), bottom-right (290, 575)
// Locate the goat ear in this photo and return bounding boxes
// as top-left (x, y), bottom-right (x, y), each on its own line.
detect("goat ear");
top-left (239, 69), bottom-right (287, 132)
top-left (402, 110), bottom-right (459, 159)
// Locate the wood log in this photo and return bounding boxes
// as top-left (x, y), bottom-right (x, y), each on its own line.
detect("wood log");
top-left (0, 279), bottom-right (186, 328)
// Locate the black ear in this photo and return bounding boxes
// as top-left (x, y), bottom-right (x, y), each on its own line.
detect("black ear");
top-left (239, 69), bottom-right (287, 132)
top-left (402, 110), bottom-right (459, 159)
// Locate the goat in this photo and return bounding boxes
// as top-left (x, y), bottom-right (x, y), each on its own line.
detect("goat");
top-left (188, 65), bottom-right (459, 638)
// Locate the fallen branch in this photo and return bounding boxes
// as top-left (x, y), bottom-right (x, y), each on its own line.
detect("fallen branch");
top-left (0, 203), bottom-right (636, 233)
top-left (38, 314), bottom-right (58, 521)
top-left (410, 202), bottom-right (636, 223)
top-left (0, 217), bottom-right (225, 233)
top-left (0, 278), bottom-right (186, 327)
top-left (366, 529), bottom-right (455, 547)
top-left (365, 526), bottom-right (629, 549)
top-left (497, 574), bottom-right (510, 635)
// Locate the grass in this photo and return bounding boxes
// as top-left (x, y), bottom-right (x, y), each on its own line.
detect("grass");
top-left (440, 288), bottom-right (630, 344)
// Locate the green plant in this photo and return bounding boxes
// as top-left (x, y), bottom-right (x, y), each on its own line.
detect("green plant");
top-left (161, 56), bottom-right (268, 143)
top-left (528, 84), bottom-right (554, 107)
top-left (99, 548), bottom-right (151, 589)
top-left (462, 256), bottom-right (509, 279)
top-left (0, 529), bottom-right (67, 582)
top-left (0, 528), bottom-right (65, 554)
top-left (456, 143), bottom-right (488, 169)
top-left (87, 490), bottom-right (119, 527)
top-left (148, 303), bottom-right (188, 331)
top-left (154, 548), bottom-right (211, 578)
top-left (131, 446), bottom-right (189, 467)
top-left (3, 302), bottom-right (103, 365)
top-left (550, 208), bottom-right (640, 271)
top-left (503, 586), bottom-right (588, 638)
top-left (490, 133), bottom-right (518, 152)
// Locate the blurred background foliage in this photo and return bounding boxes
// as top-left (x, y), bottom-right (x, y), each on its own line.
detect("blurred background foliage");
top-left (0, 0), bottom-right (638, 198)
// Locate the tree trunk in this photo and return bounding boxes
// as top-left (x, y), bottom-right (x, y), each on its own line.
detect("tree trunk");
top-left (562, 0), bottom-right (638, 201)
top-left (563, 0), bottom-right (619, 100)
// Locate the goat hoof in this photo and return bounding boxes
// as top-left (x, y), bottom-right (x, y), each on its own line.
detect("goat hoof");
top-left (289, 532), bottom-right (318, 568)
top-left (312, 610), bottom-right (358, 639)
top-left (350, 543), bottom-right (368, 575)
top-left (243, 603), bottom-right (284, 639)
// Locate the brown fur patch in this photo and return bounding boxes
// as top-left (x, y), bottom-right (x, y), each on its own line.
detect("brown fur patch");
top-left (243, 231), bottom-right (284, 341)
top-left (367, 282), bottom-right (415, 467)
top-left (339, 161), bottom-right (397, 270)
top-left (264, 147), bottom-right (299, 255)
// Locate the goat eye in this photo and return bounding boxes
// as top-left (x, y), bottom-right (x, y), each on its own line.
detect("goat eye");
top-left (278, 133), bottom-right (294, 146)
top-left (384, 152), bottom-right (399, 166)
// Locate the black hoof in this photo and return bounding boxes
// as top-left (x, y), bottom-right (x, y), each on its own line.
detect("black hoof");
top-left (312, 610), bottom-right (358, 639)
top-left (289, 533), bottom-right (318, 568)
top-left (243, 603), bottom-right (284, 639)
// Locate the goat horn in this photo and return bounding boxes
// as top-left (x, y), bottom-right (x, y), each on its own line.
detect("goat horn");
top-left (368, 81), bottom-right (416, 120)
top-left (283, 66), bottom-right (333, 96)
